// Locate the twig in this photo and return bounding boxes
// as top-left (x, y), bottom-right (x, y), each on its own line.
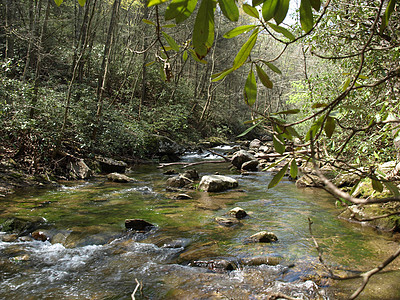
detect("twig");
top-left (131, 278), bottom-right (140, 300)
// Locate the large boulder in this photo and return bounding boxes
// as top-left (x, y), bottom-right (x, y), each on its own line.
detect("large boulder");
top-left (151, 135), bottom-right (185, 161)
top-left (231, 150), bottom-right (256, 169)
top-left (97, 157), bottom-right (127, 174)
top-left (198, 175), bottom-right (238, 192)
top-left (68, 159), bottom-right (92, 179)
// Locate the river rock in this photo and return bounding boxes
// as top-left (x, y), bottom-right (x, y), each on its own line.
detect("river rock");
top-left (125, 219), bottom-right (155, 231)
top-left (181, 169), bottom-right (199, 181)
top-left (215, 217), bottom-right (240, 227)
top-left (1, 234), bottom-right (18, 242)
top-left (231, 150), bottom-right (256, 169)
top-left (241, 160), bottom-right (259, 172)
top-left (174, 193), bottom-right (192, 200)
top-left (107, 172), bottom-right (136, 183)
top-left (0, 217), bottom-right (47, 235)
top-left (190, 259), bottom-right (237, 271)
top-left (68, 159), bottom-right (92, 179)
top-left (296, 174), bottom-right (324, 188)
top-left (241, 256), bottom-right (281, 266)
top-left (97, 157), bottom-right (127, 173)
top-left (166, 175), bottom-right (192, 188)
top-left (245, 231), bottom-right (278, 243)
top-left (198, 175), bottom-right (238, 192)
top-left (229, 207), bottom-right (247, 219)
top-left (31, 230), bottom-right (48, 242)
top-left (249, 139), bottom-right (262, 150)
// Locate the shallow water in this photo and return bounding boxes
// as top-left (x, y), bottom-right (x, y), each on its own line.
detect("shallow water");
top-left (1, 151), bottom-right (400, 299)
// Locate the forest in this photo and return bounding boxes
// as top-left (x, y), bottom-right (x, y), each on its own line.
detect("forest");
top-left (1, 0), bottom-right (400, 298)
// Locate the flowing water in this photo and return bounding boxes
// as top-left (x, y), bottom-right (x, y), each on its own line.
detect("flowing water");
top-left (1, 149), bottom-right (400, 299)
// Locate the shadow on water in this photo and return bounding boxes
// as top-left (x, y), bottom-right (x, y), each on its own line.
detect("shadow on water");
top-left (1, 153), bottom-right (400, 299)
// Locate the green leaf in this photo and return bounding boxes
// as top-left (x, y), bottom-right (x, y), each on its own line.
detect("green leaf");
top-left (243, 4), bottom-right (260, 19)
top-left (261, 61), bottom-right (282, 74)
top-left (305, 115), bottom-right (324, 141)
top-left (300, 0), bottom-right (313, 32)
top-left (274, 109), bottom-right (300, 115)
top-left (267, 22), bottom-right (295, 41)
top-left (193, 0), bottom-right (216, 58)
top-left (78, 0), bottom-right (86, 6)
top-left (142, 19), bottom-right (156, 26)
top-left (219, 0), bottom-right (239, 21)
top-left (312, 103), bottom-right (328, 108)
top-left (165, 0), bottom-right (198, 23)
top-left (380, 0), bottom-right (396, 33)
top-left (244, 68), bottom-right (257, 106)
top-left (262, 0), bottom-right (279, 22)
top-left (309, 0), bottom-right (320, 11)
top-left (285, 126), bottom-right (300, 138)
top-left (183, 50), bottom-right (188, 61)
top-left (274, 0), bottom-right (290, 24)
top-left (341, 77), bottom-right (351, 92)
top-left (273, 135), bottom-right (285, 154)
top-left (232, 29), bottom-right (258, 70)
top-left (223, 25), bottom-right (257, 38)
top-left (256, 65), bottom-right (273, 89)
top-left (350, 179), bottom-right (361, 196)
top-left (324, 116), bottom-right (335, 138)
top-left (383, 181), bottom-right (400, 197)
top-left (163, 24), bottom-right (177, 28)
top-left (290, 159), bottom-right (298, 179)
top-left (54, 0), bottom-right (63, 6)
top-left (268, 162), bottom-right (289, 189)
top-left (145, 61), bottom-right (156, 67)
top-left (162, 32), bottom-right (180, 51)
top-left (237, 119), bottom-right (263, 137)
top-left (148, 0), bottom-right (169, 7)
top-left (212, 67), bottom-right (234, 81)
top-left (188, 49), bottom-right (208, 63)
top-left (372, 179), bottom-right (383, 193)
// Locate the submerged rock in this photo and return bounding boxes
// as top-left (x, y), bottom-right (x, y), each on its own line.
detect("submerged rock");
top-left (198, 175), bottom-right (238, 192)
top-left (215, 217), bottom-right (240, 227)
top-left (181, 169), bottom-right (199, 181)
top-left (174, 193), bottom-right (192, 200)
top-left (107, 172), bottom-right (136, 183)
top-left (125, 219), bottom-right (155, 231)
top-left (190, 259), bottom-right (237, 271)
top-left (0, 217), bottom-right (47, 236)
top-left (229, 207), bottom-right (247, 219)
top-left (245, 231), bottom-right (278, 243)
top-left (241, 256), bottom-right (281, 266)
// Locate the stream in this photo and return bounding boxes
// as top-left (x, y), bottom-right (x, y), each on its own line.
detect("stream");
top-left (1, 148), bottom-right (400, 299)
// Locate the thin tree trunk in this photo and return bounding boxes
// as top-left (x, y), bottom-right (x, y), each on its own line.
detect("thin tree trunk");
top-left (29, 0), bottom-right (51, 119)
top-left (92, 0), bottom-right (121, 147)
top-left (5, 0), bottom-right (15, 59)
top-left (22, 0), bottom-right (41, 81)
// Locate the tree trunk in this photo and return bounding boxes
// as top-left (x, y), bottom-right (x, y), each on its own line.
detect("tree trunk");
top-left (4, 0), bottom-right (15, 59)
top-left (91, 0), bottom-right (121, 148)
top-left (29, 0), bottom-right (51, 119)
